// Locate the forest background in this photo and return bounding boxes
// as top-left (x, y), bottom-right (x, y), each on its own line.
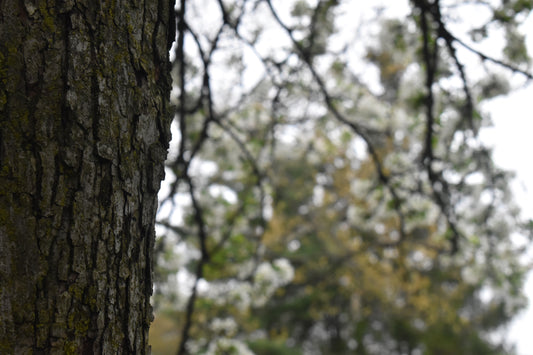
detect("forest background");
top-left (149, 0), bottom-right (533, 354)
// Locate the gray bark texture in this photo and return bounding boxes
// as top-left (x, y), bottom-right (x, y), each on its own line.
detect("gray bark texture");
top-left (0, 1), bottom-right (173, 353)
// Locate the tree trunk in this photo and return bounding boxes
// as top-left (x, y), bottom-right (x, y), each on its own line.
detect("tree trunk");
top-left (0, 1), bottom-right (173, 353)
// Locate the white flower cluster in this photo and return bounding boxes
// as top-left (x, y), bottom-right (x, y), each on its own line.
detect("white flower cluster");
top-left (252, 258), bottom-right (295, 307)
top-left (204, 337), bottom-right (255, 355)
top-left (203, 258), bottom-right (295, 310)
top-left (272, 258), bottom-right (295, 284)
top-left (205, 280), bottom-right (252, 312)
top-left (210, 317), bottom-right (238, 337)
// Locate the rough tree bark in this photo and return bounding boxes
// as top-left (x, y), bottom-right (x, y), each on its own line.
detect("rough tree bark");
top-left (0, 1), bottom-right (173, 353)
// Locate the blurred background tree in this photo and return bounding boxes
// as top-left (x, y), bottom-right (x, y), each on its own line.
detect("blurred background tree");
top-left (151, 0), bottom-right (533, 354)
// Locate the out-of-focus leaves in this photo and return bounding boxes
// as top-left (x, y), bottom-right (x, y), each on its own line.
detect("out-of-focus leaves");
top-left (152, 0), bottom-right (532, 354)
top-left (504, 28), bottom-right (529, 65)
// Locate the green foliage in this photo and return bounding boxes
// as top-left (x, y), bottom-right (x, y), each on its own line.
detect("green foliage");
top-left (504, 28), bottom-right (529, 64)
top-left (151, 0), bottom-right (532, 354)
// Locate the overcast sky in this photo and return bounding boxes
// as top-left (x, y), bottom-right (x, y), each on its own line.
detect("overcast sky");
top-left (484, 82), bottom-right (533, 355)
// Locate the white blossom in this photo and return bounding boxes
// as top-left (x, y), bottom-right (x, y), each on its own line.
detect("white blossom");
top-left (210, 317), bottom-right (238, 337)
top-left (204, 338), bottom-right (255, 355)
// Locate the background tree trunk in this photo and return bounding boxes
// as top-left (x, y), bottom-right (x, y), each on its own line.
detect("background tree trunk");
top-left (0, 1), bottom-right (173, 353)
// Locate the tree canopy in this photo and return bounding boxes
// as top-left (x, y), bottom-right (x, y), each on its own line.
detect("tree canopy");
top-left (151, 0), bottom-right (533, 354)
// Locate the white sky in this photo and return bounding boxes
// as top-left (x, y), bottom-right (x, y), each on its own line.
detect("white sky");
top-left (485, 82), bottom-right (533, 355)
top-left (477, 9), bottom-right (533, 354)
